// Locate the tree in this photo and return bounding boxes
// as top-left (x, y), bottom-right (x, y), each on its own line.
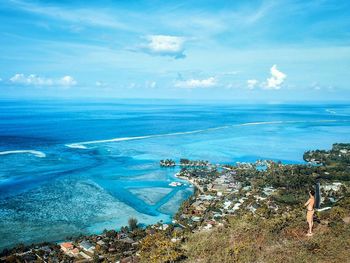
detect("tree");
top-left (120, 226), bottom-right (129, 233)
top-left (128, 217), bottom-right (138, 231)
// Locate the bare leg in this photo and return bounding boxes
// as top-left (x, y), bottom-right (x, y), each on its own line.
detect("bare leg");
top-left (310, 220), bottom-right (313, 234)
top-left (308, 221), bottom-right (311, 234)
top-left (306, 212), bottom-right (314, 236)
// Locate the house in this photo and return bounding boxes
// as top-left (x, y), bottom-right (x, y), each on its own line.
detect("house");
top-left (199, 194), bottom-right (215, 201)
top-left (120, 256), bottom-right (139, 263)
top-left (207, 220), bottom-right (216, 226)
top-left (37, 245), bottom-right (52, 254)
top-left (60, 242), bottom-right (74, 252)
top-left (212, 181), bottom-right (230, 192)
top-left (70, 248), bottom-right (80, 257)
top-left (155, 223), bottom-right (169, 230)
top-left (120, 237), bottom-right (135, 244)
top-left (132, 241), bottom-right (139, 247)
top-left (79, 240), bottom-right (95, 253)
top-left (118, 233), bottom-right (128, 239)
top-left (213, 213), bottom-right (222, 219)
top-left (108, 247), bottom-right (116, 253)
top-left (97, 240), bottom-right (105, 246)
top-left (198, 204), bottom-right (207, 211)
top-left (223, 201), bottom-right (232, 210)
top-left (192, 209), bottom-right (203, 215)
top-left (192, 200), bottom-right (203, 208)
top-left (79, 251), bottom-right (92, 260)
top-left (192, 201), bottom-right (206, 211)
top-left (191, 216), bottom-right (201, 222)
top-left (203, 223), bottom-right (213, 230)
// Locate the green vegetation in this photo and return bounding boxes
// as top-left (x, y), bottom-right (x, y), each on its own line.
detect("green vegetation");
top-left (160, 159), bottom-right (176, 167)
top-left (128, 217), bottom-right (138, 231)
top-left (182, 143), bottom-right (350, 263)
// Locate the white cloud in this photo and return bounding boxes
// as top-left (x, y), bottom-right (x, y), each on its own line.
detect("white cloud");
top-left (141, 35), bottom-right (186, 59)
top-left (146, 81), bottom-right (157, 89)
top-left (10, 74), bottom-right (77, 87)
top-left (245, 65), bottom-right (286, 90)
top-left (10, 74), bottom-right (53, 86)
top-left (96, 81), bottom-right (108, 87)
top-left (59, 75), bottom-right (77, 86)
top-left (175, 77), bottom-right (217, 89)
top-left (247, 79), bottom-right (258, 89)
top-left (263, 65), bottom-right (287, 90)
top-left (310, 82), bottom-right (321, 90)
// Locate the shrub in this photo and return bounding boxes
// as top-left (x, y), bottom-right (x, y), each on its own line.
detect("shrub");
top-left (139, 232), bottom-right (184, 263)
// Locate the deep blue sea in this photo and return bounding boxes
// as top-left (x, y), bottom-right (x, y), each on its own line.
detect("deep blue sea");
top-left (1, 100), bottom-right (350, 249)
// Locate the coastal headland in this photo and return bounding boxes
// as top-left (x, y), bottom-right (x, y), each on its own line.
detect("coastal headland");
top-left (1, 143), bottom-right (350, 262)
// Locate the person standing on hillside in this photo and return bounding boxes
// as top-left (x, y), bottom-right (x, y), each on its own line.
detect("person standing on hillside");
top-left (304, 189), bottom-right (315, 236)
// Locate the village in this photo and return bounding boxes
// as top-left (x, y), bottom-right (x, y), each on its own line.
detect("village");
top-left (1, 143), bottom-right (349, 262)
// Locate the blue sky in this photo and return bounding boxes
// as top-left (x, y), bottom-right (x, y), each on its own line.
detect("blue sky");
top-left (0, 0), bottom-right (350, 101)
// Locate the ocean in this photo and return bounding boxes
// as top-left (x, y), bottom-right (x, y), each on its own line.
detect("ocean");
top-left (0, 99), bottom-right (350, 249)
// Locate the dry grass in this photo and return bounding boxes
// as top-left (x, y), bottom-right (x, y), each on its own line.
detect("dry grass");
top-left (183, 203), bottom-right (350, 263)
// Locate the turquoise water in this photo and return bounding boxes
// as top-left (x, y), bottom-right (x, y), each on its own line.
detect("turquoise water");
top-left (0, 100), bottom-right (350, 249)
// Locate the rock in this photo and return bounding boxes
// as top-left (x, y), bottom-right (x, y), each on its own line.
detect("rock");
top-left (342, 217), bottom-right (350, 224)
top-left (320, 220), bottom-right (329, 225)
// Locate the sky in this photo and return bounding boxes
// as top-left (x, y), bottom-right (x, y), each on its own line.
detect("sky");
top-left (0, 0), bottom-right (350, 102)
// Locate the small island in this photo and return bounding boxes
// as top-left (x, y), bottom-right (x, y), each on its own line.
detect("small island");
top-left (1, 143), bottom-right (350, 263)
top-left (160, 159), bottom-right (210, 167)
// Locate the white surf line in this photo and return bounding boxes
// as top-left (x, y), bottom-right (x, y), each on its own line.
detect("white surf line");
top-left (66, 129), bottom-right (212, 149)
top-left (326, 109), bottom-right (350, 117)
top-left (0, 150), bottom-right (46, 158)
top-left (65, 119), bottom-right (348, 149)
top-left (326, 109), bottom-right (337, 114)
top-left (238, 120), bottom-right (340, 126)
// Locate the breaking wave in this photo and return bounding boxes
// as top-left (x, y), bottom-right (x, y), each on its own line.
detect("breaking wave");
top-left (326, 109), bottom-right (350, 117)
top-left (326, 109), bottom-right (337, 114)
top-left (65, 119), bottom-right (345, 149)
top-left (0, 150), bottom-right (46, 158)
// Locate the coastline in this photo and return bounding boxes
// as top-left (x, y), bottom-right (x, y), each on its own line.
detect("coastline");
top-left (1, 144), bottom-right (350, 262)
top-left (175, 174), bottom-right (204, 193)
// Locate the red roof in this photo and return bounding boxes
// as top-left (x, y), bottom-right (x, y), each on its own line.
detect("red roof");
top-left (61, 242), bottom-right (74, 249)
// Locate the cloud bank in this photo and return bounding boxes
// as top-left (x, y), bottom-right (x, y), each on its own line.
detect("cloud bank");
top-left (175, 77), bottom-right (217, 89)
top-left (9, 74), bottom-right (77, 87)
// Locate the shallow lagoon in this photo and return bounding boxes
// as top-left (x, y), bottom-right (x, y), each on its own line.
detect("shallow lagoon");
top-left (0, 101), bottom-right (350, 249)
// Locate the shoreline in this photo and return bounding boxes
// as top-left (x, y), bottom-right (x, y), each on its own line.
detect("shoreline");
top-left (0, 160), bottom-right (313, 251)
top-left (2, 143), bottom-right (350, 262)
top-left (175, 174), bottom-right (204, 193)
